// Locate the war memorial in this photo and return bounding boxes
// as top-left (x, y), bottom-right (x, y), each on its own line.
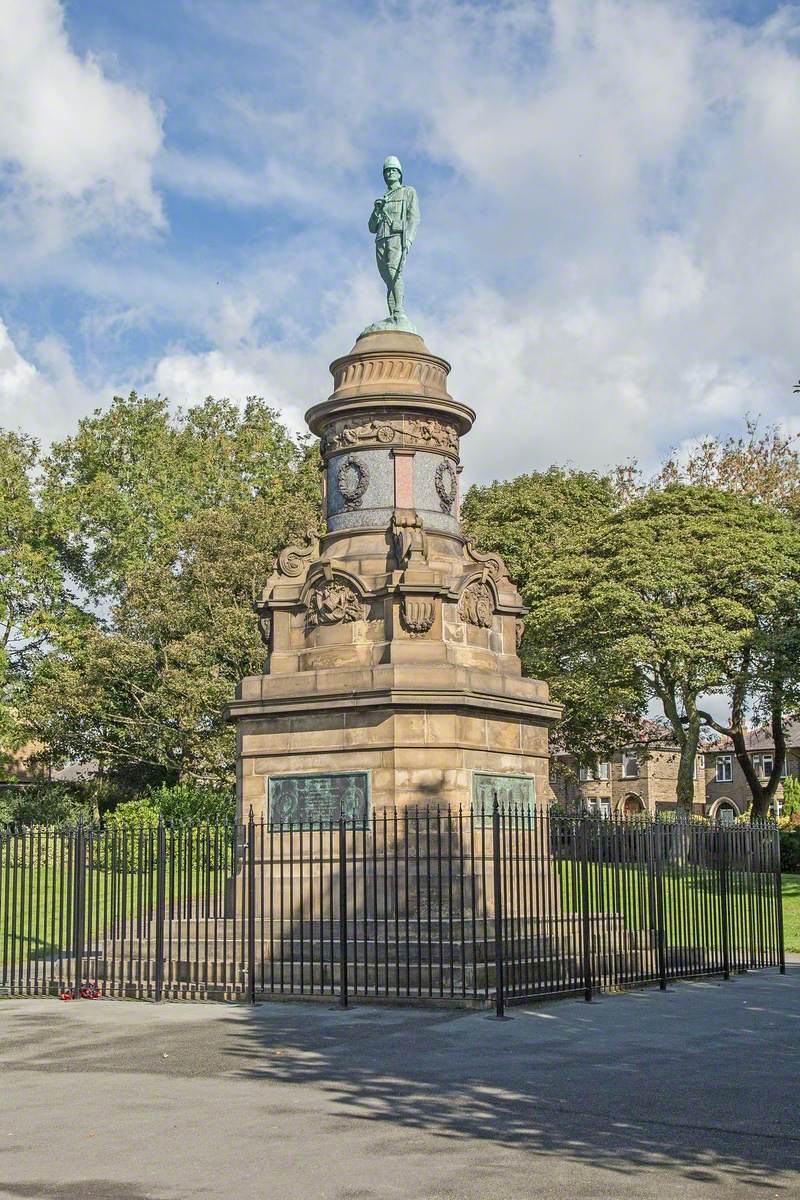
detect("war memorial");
top-left (0, 160), bottom-right (783, 1009)
top-left (226, 154), bottom-right (561, 825)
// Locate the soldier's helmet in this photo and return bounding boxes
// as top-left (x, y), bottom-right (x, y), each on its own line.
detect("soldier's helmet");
top-left (383, 155), bottom-right (403, 181)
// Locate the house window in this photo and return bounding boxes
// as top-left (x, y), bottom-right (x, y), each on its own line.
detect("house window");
top-left (716, 755), bottom-right (732, 783)
top-left (597, 761), bottom-right (610, 781)
top-left (621, 752), bottom-right (639, 779)
top-left (578, 765), bottom-right (590, 782)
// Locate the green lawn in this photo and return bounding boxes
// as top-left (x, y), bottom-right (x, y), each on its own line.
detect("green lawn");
top-left (557, 859), bottom-right (783, 954)
top-left (1, 857), bottom-right (229, 971)
top-left (782, 873), bottom-right (800, 953)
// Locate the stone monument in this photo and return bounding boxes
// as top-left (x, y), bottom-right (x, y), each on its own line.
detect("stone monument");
top-left (226, 159), bottom-right (561, 823)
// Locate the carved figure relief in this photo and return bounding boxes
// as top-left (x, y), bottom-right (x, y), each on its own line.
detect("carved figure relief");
top-left (257, 613), bottom-right (272, 648)
top-left (401, 597), bottom-right (435, 636)
top-left (391, 509), bottom-right (428, 568)
top-left (435, 459), bottom-right (457, 514)
top-left (336, 456), bottom-right (369, 510)
top-left (322, 415), bottom-right (458, 457)
top-left (515, 618), bottom-right (525, 650)
top-left (458, 581), bottom-right (494, 628)
top-left (306, 580), bottom-right (364, 627)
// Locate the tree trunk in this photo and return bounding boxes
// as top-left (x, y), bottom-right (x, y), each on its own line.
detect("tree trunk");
top-left (700, 679), bottom-right (785, 822)
top-left (654, 672), bottom-right (701, 817)
top-left (675, 716), bottom-right (700, 816)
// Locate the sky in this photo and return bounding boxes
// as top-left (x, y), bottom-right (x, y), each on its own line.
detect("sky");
top-left (1, 0), bottom-right (799, 487)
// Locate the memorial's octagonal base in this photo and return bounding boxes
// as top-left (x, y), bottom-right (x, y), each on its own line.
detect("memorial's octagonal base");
top-left (225, 331), bottom-right (561, 822)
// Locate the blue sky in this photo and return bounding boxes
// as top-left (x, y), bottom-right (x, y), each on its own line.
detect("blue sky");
top-left (1, 0), bottom-right (799, 484)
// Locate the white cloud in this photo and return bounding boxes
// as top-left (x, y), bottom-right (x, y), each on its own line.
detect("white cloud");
top-left (3, 0), bottom-right (800, 483)
top-left (0, 320), bottom-right (90, 443)
top-left (0, 0), bottom-right (164, 253)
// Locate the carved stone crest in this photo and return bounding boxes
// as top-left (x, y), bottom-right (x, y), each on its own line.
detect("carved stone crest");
top-left (401, 597), bottom-right (435, 636)
top-left (458, 582), bottom-right (494, 628)
top-left (337, 456), bottom-right (369, 510)
top-left (435, 459), bottom-right (457, 514)
top-left (306, 580), bottom-right (364, 627)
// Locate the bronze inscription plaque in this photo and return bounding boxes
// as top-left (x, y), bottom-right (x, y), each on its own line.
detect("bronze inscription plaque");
top-left (268, 772), bottom-right (370, 824)
top-left (472, 773), bottom-right (535, 811)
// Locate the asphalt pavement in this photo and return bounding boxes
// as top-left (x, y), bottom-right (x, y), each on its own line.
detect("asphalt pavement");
top-left (1, 968), bottom-right (798, 1199)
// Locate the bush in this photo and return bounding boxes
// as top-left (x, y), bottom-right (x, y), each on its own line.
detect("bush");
top-left (780, 829), bottom-right (800, 873)
top-left (147, 783), bottom-right (235, 824)
top-left (0, 782), bottom-right (94, 829)
top-left (780, 777), bottom-right (800, 828)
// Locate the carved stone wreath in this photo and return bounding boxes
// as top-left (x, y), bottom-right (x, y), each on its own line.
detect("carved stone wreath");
top-left (458, 581), bottom-right (494, 628)
top-left (435, 459), bottom-right (457, 514)
top-left (337, 456), bottom-right (369, 510)
top-left (306, 580), bottom-right (364, 627)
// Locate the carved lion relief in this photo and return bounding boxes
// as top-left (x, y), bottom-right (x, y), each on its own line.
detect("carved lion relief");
top-left (458, 581), bottom-right (494, 628)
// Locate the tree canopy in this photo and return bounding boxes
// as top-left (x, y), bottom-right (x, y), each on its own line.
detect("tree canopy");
top-left (19, 394), bottom-right (321, 787)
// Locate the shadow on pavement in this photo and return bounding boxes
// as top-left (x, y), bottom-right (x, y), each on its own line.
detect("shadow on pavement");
top-left (224, 967), bottom-right (800, 1191)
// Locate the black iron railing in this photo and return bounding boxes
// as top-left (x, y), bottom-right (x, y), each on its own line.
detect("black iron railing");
top-left (0, 806), bottom-right (785, 1010)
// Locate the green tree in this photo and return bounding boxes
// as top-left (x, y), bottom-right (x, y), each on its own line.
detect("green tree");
top-left (24, 394), bottom-right (321, 786)
top-left (538, 486), bottom-right (800, 814)
top-left (621, 424), bottom-right (800, 818)
top-left (462, 468), bottom-right (646, 760)
top-left (0, 430), bottom-right (69, 770)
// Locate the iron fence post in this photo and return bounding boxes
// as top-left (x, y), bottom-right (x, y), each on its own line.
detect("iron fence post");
top-left (579, 818), bottom-right (592, 1002)
top-left (492, 794), bottom-right (505, 1017)
top-left (247, 810), bottom-right (257, 1004)
top-left (72, 823), bottom-right (86, 998)
top-left (774, 824), bottom-right (786, 975)
top-left (653, 824), bottom-right (667, 991)
top-left (720, 826), bottom-right (731, 981)
top-left (339, 815), bottom-right (348, 1008)
top-left (154, 821), bottom-right (166, 1002)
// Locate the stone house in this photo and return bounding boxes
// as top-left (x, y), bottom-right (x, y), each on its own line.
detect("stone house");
top-left (551, 722), bottom-right (800, 821)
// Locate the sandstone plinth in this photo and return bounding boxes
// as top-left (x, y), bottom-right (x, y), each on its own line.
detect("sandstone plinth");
top-left (226, 331), bottom-right (561, 818)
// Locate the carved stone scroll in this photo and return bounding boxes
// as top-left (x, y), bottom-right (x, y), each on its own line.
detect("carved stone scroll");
top-left (276, 533), bottom-right (318, 579)
top-left (464, 540), bottom-right (504, 580)
top-left (391, 509), bottom-right (428, 568)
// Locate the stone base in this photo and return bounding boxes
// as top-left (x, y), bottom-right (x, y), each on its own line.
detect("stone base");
top-left (231, 662), bottom-right (558, 818)
top-left (359, 313), bottom-right (419, 337)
